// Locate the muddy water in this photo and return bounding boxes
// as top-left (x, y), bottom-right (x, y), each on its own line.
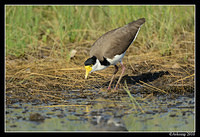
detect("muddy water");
top-left (5, 91), bottom-right (195, 132)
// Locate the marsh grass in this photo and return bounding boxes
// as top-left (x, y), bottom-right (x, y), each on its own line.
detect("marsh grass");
top-left (6, 5), bottom-right (194, 57)
top-left (123, 80), bottom-right (145, 113)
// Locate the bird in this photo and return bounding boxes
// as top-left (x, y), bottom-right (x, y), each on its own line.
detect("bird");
top-left (84, 18), bottom-right (145, 91)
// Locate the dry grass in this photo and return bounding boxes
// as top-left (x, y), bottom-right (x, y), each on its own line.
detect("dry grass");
top-left (6, 33), bottom-right (194, 104)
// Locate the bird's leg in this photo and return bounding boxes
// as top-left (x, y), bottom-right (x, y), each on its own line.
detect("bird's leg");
top-left (114, 62), bottom-right (125, 91)
top-left (107, 65), bottom-right (118, 91)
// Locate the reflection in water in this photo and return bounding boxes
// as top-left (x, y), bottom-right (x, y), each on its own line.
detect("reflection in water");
top-left (5, 93), bottom-right (194, 132)
top-left (90, 115), bottom-right (128, 131)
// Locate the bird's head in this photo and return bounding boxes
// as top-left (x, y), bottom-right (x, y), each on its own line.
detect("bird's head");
top-left (84, 56), bottom-right (97, 79)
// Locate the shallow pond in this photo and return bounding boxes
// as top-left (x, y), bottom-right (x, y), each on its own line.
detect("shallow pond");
top-left (5, 90), bottom-right (195, 132)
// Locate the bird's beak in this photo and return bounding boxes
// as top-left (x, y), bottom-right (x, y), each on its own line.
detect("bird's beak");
top-left (85, 66), bottom-right (92, 79)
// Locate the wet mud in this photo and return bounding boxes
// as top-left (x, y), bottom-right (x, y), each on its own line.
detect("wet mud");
top-left (6, 88), bottom-right (195, 131)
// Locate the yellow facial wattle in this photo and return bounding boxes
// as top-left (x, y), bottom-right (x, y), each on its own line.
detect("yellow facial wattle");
top-left (85, 65), bottom-right (93, 79)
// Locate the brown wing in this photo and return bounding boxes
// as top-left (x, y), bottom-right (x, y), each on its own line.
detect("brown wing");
top-left (90, 28), bottom-right (117, 61)
top-left (90, 18), bottom-right (145, 61)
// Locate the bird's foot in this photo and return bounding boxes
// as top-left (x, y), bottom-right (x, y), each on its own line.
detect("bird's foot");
top-left (107, 86), bottom-right (111, 92)
top-left (112, 86), bottom-right (118, 92)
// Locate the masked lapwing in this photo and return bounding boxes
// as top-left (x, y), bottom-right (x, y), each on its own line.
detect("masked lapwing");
top-left (84, 18), bottom-right (145, 91)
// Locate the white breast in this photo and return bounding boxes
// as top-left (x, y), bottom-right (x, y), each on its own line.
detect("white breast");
top-left (90, 52), bottom-right (126, 73)
top-left (91, 59), bottom-right (108, 73)
top-left (107, 52), bottom-right (126, 65)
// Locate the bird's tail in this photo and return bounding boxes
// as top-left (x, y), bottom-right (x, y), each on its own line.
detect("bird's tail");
top-left (128, 18), bottom-right (145, 27)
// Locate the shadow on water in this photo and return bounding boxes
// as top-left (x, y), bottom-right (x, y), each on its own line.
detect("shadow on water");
top-left (102, 71), bottom-right (169, 87)
top-left (121, 71), bottom-right (169, 84)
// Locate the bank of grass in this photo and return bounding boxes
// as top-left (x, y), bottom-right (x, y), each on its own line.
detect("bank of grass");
top-left (6, 5), bottom-right (194, 57)
top-left (5, 5), bottom-right (195, 104)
